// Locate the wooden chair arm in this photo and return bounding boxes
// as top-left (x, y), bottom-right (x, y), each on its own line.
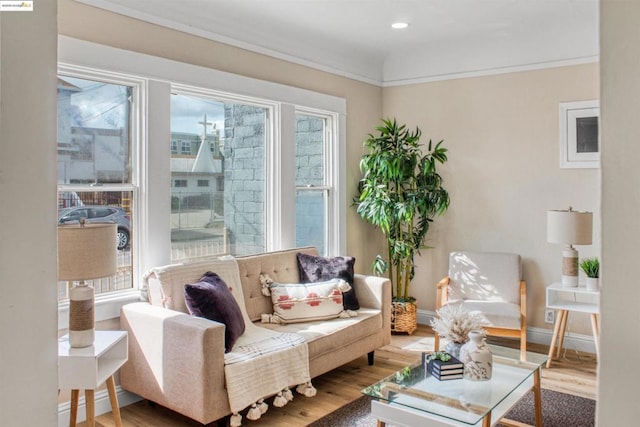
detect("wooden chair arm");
top-left (519, 279), bottom-right (527, 323)
top-left (435, 276), bottom-right (450, 310)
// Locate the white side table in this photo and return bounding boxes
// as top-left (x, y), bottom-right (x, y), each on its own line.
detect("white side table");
top-left (58, 330), bottom-right (128, 427)
top-left (545, 282), bottom-right (599, 368)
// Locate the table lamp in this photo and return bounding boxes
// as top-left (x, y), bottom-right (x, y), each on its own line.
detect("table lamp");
top-left (547, 207), bottom-right (593, 287)
top-left (58, 221), bottom-right (117, 347)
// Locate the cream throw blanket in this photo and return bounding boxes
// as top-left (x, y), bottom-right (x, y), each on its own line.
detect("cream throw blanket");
top-left (150, 257), bottom-right (314, 426)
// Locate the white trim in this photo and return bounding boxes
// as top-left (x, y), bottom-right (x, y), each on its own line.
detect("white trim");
top-left (417, 309), bottom-right (597, 355)
top-left (58, 385), bottom-right (142, 427)
top-left (59, 36), bottom-right (347, 114)
top-left (382, 56), bottom-right (599, 87)
top-left (275, 104), bottom-right (296, 250)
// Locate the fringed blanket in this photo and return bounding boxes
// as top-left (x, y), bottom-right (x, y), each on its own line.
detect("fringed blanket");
top-left (150, 256), bottom-right (314, 426)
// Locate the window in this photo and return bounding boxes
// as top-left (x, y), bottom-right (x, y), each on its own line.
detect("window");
top-left (295, 113), bottom-right (330, 254)
top-left (181, 140), bottom-right (191, 155)
top-left (59, 38), bottom-right (347, 321)
top-left (57, 72), bottom-right (139, 301)
top-left (170, 92), bottom-right (268, 260)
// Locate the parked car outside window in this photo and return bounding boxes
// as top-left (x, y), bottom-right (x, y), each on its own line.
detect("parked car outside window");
top-left (58, 205), bottom-right (131, 250)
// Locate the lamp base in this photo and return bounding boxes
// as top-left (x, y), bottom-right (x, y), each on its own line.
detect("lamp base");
top-left (69, 282), bottom-right (95, 348)
top-left (561, 246), bottom-right (579, 288)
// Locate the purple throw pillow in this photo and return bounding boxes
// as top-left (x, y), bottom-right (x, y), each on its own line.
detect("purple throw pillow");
top-left (296, 253), bottom-right (359, 310)
top-left (184, 271), bottom-right (245, 353)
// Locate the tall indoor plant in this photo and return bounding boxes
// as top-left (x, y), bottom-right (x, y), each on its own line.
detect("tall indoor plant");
top-left (355, 118), bottom-right (450, 333)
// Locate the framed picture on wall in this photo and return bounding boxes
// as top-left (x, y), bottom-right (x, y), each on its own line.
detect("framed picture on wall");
top-left (559, 100), bottom-right (600, 168)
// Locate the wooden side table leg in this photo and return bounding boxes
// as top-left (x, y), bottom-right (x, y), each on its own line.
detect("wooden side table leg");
top-left (533, 368), bottom-right (543, 427)
top-left (556, 310), bottom-right (569, 358)
top-left (376, 421), bottom-right (386, 427)
top-left (546, 309), bottom-right (563, 368)
top-left (69, 389), bottom-right (79, 427)
top-left (85, 389), bottom-right (95, 427)
top-left (591, 313), bottom-right (600, 359)
top-left (106, 375), bottom-right (123, 427)
top-left (482, 412), bottom-right (491, 427)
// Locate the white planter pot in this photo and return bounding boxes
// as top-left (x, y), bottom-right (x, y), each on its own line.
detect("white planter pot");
top-left (586, 277), bottom-right (599, 291)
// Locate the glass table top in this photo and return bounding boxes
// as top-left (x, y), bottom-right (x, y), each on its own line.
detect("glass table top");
top-left (362, 346), bottom-right (547, 425)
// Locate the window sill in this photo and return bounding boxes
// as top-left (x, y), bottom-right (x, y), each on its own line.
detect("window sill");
top-left (58, 290), bottom-right (142, 330)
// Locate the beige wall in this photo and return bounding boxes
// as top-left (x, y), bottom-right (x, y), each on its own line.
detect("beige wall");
top-left (383, 64), bottom-right (600, 333)
top-left (58, 0), bottom-right (385, 274)
top-left (599, 0), bottom-right (640, 423)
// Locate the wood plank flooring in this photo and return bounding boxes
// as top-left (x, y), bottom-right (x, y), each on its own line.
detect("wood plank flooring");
top-left (90, 325), bottom-right (597, 426)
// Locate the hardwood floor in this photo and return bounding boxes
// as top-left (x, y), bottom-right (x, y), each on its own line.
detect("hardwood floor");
top-left (90, 325), bottom-right (597, 426)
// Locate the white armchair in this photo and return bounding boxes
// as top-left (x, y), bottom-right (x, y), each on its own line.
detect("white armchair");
top-left (435, 251), bottom-right (527, 360)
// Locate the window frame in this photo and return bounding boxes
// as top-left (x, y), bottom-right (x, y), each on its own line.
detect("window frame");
top-left (56, 63), bottom-right (146, 329)
top-left (58, 36), bottom-right (347, 326)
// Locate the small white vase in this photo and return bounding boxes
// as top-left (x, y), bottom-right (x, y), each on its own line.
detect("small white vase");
top-left (586, 277), bottom-right (599, 291)
top-left (444, 341), bottom-right (464, 359)
top-left (459, 330), bottom-right (492, 381)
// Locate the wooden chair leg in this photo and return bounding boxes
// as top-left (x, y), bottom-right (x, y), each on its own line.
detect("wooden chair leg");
top-left (69, 389), bottom-right (79, 427)
top-left (434, 333), bottom-right (440, 351)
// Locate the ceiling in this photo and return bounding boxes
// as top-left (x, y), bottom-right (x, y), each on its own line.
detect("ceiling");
top-left (77, 0), bottom-right (600, 86)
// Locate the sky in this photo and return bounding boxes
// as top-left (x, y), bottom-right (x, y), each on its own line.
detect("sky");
top-left (171, 94), bottom-right (224, 136)
top-left (60, 76), bottom-right (225, 136)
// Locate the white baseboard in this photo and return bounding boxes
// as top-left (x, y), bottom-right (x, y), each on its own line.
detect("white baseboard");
top-left (58, 386), bottom-right (142, 427)
top-left (417, 309), bottom-right (597, 355)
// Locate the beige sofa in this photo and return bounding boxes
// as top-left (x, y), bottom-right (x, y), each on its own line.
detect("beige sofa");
top-left (120, 247), bottom-right (391, 425)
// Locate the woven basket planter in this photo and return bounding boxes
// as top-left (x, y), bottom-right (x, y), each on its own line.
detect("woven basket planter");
top-left (391, 300), bottom-right (417, 335)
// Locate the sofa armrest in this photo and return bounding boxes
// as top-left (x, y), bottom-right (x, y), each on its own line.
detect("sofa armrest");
top-left (353, 274), bottom-right (392, 344)
top-left (353, 274), bottom-right (391, 309)
top-left (120, 302), bottom-right (230, 424)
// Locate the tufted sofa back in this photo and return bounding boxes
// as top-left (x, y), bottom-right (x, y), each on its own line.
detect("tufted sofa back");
top-left (236, 246), bottom-right (317, 321)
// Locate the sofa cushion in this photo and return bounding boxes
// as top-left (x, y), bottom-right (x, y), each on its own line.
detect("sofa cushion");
top-left (184, 272), bottom-right (246, 352)
top-left (297, 252), bottom-right (360, 310)
top-left (259, 308), bottom-right (382, 361)
top-left (264, 278), bottom-right (351, 324)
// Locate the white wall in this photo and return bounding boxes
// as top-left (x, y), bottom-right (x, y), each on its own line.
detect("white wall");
top-left (383, 63), bottom-right (600, 333)
top-left (598, 0), bottom-right (640, 424)
top-left (0, 1), bottom-right (59, 425)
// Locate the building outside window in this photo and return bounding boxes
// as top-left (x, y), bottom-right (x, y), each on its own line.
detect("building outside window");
top-left (295, 113), bottom-right (331, 254)
top-left (170, 92), bottom-right (265, 260)
top-left (56, 72), bottom-right (138, 301)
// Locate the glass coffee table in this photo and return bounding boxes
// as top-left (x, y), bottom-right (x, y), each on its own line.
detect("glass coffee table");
top-left (362, 346), bottom-right (547, 427)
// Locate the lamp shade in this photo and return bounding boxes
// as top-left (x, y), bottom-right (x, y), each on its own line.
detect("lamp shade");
top-left (547, 209), bottom-right (593, 245)
top-left (58, 223), bottom-right (118, 281)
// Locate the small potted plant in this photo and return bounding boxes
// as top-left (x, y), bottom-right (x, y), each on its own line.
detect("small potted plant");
top-left (430, 304), bottom-right (486, 358)
top-left (580, 257), bottom-right (600, 291)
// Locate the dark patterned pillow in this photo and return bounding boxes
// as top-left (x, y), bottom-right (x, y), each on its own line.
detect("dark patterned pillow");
top-left (184, 271), bottom-right (245, 353)
top-left (296, 253), bottom-right (359, 310)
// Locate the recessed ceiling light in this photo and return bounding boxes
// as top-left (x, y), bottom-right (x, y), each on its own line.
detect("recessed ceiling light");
top-left (391, 22), bottom-right (409, 29)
